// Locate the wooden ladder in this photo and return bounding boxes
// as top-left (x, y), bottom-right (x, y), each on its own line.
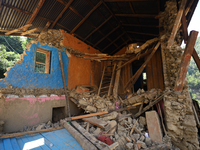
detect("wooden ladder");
top-left (98, 63), bottom-right (117, 96)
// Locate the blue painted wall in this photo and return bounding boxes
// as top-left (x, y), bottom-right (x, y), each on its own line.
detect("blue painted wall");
top-left (0, 42), bottom-right (68, 89)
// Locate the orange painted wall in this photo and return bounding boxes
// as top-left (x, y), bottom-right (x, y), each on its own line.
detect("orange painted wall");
top-left (61, 30), bottom-right (102, 89)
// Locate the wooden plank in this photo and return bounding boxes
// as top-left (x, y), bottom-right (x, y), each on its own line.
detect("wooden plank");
top-left (108, 63), bottom-right (117, 96)
top-left (61, 120), bottom-right (97, 150)
top-left (71, 1), bottom-right (102, 33)
top-left (45, 51), bottom-right (50, 74)
top-left (50, 0), bottom-right (74, 29)
top-left (174, 31), bottom-right (198, 91)
top-left (71, 121), bottom-right (109, 150)
top-left (192, 49), bottom-right (200, 71)
top-left (113, 61), bottom-right (122, 97)
top-left (166, 0), bottom-right (187, 49)
top-left (82, 117), bottom-right (108, 129)
top-left (21, 28), bottom-right (39, 36)
top-left (116, 49), bottom-right (152, 71)
top-left (156, 49), bottom-right (164, 90)
top-left (24, 0), bottom-right (45, 31)
top-left (10, 138), bottom-right (20, 150)
top-left (98, 66), bottom-right (106, 95)
top-left (124, 42), bottom-right (160, 90)
top-left (5, 24), bottom-right (32, 35)
top-left (151, 52), bottom-right (159, 88)
top-left (59, 52), bottom-right (71, 117)
top-left (115, 14), bottom-right (157, 18)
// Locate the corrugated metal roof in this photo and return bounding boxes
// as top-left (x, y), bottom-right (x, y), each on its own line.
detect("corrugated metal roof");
top-left (0, 128), bottom-right (83, 150)
top-left (0, 0), bottom-right (198, 54)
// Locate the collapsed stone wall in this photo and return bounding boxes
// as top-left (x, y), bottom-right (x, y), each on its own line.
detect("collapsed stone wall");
top-left (160, 1), bottom-right (199, 149)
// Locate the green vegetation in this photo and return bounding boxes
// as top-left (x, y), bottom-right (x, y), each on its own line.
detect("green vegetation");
top-left (187, 36), bottom-right (200, 100)
top-left (0, 36), bottom-right (33, 78)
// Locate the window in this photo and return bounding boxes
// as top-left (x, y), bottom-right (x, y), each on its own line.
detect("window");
top-left (35, 48), bottom-right (50, 74)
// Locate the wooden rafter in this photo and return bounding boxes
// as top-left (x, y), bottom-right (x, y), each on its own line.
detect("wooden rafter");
top-left (70, 1), bottom-right (102, 33)
top-left (0, 32), bottom-right (37, 38)
top-left (50, 0), bottom-right (74, 29)
top-left (115, 14), bottom-right (157, 18)
top-left (84, 16), bottom-right (112, 41)
top-left (94, 25), bottom-right (120, 47)
top-left (42, 22), bottom-right (51, 32)
top-left (181, 10), bottom-right (188, 44)
top-left (166, 0), bottom-right (187, 49)
top-left (123, 24), bottom-right (159, 28)
top-left (100, 0), bottom-right (132, 43)
top-left (127, 31), bottom-right (158, 37)
top-left (21, 28), bottom-right (39, 36)
top-left (5, 24), bottom-right (32, 35)
top-left (102, 32), bottom-right (125, 52)
top-left (24, 0), bottom-right (45, 31)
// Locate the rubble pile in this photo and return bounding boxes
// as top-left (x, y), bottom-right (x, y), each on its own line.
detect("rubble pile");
top-left (69, 88), bottom-right (162, 113)
top-left (77, 111), bottom-right (174, 150)
top-left (22, 121), bottom-right (62, 132)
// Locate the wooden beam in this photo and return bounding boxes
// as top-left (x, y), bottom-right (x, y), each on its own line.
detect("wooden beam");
top-left (113, 61), bottom-right (122, 97)
top-left (102, 32), bottom-right (125, 52)
top-left (41, 21), bottom-right (51, 32)
top-left (94, 25), bottom-right (120, 47)
top-left (166, 0), bottom-right (187, 49)
top-left (127, 31), bottom-right (158, 37)
top-left (5, 24), bottom-right (32, 35)
top-left (115, 14), bottom-right (157, 18)
top-left (123, 24), bottom-right (159, 28)
top-left (24, 0), bottom-right (45, 31)
top-left (192, 49), bottom-right (200, 72)
top-left (174, 31), bottom-right (198, 91)
top-left (116, 49), bottom-right (152, 71)
top-left (70, 1), bottom-right (102, 33)
top-left (50, 0), bottom-right (73, 29)
top-left (124, 42), bottom-right (160, 90)
top-left (21, 28), bottom-right (39, 36)
top-left (105, 0), bottom-right (154, 1)
top-left (84, 16), bottom-right (112, 40)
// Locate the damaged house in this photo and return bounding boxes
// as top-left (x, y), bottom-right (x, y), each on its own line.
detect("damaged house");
top-left (0, 0), bottom-right (200, 149)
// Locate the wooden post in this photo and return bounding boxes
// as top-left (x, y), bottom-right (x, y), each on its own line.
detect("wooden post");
top-left (59, 52), bottom-right (71, 117)
top-left (174, 31), bottom-right (198, 91)
top-left (113, 61), bottom-right (122, 97)
top-left (108, 63), bottom-right (116, 96)
top-left (167, 0), bottom-right (187, 49)
top-left (124, 42), bottom-right (160, 90)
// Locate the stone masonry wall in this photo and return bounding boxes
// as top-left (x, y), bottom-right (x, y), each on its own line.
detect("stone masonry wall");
top-left (160, 1), bottom-right (199, 149)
